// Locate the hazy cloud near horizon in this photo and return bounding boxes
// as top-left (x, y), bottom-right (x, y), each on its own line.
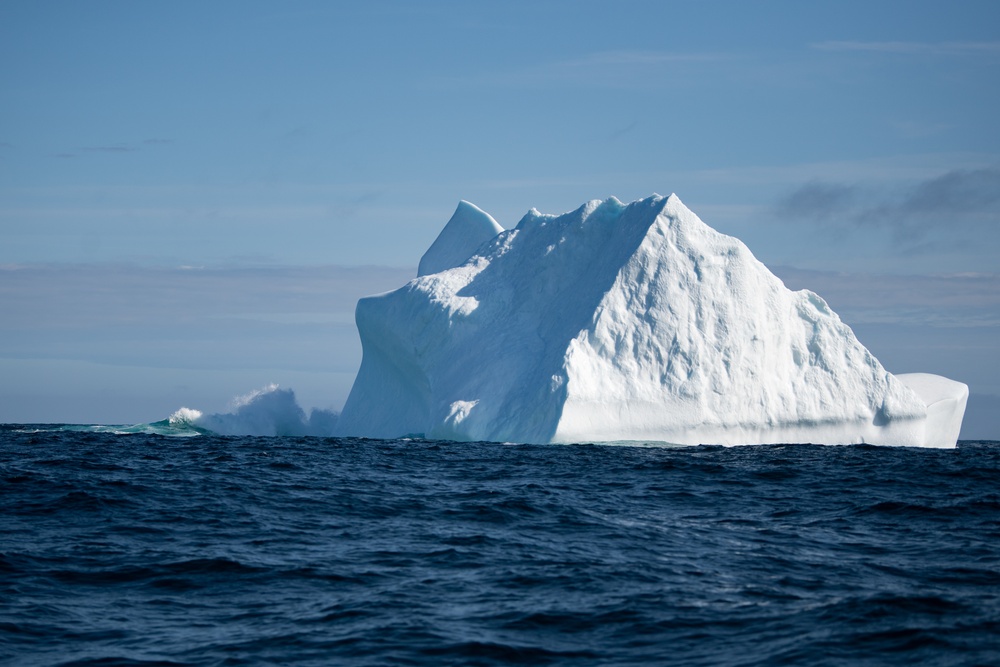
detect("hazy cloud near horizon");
top-left (0, 264), bottom-right (416, 420)
top-left (0, 262), bottom-right (997, 437)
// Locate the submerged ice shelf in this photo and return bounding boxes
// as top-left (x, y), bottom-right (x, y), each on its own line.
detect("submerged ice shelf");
top-left (336, 194), bottom-right (967, 447)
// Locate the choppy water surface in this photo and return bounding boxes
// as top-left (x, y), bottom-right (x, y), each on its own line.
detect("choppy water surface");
top-left (2, 426), bottom-right (999, 666)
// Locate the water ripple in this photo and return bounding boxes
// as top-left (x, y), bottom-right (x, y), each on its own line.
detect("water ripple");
top-left (1, 427), bottom-right (998, 666)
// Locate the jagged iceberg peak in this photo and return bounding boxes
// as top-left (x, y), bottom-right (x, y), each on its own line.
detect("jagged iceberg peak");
top-left (417, 200), bottom-right (504, 277)
top-left (337, 194), bottom-right (967, 447)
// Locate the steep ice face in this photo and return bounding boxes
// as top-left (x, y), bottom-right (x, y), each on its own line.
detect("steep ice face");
top-left (555, 196), bottom-right (926, 444)
top-left (417, 201), bottom-right (504, 277)
top-left (336, 194), bottom-right (967, 447)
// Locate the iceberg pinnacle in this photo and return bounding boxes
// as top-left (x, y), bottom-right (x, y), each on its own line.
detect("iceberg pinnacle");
top-left (336, 194), bottom-right (967, 447)
top-left (417, 200), bottom-right (504, 277)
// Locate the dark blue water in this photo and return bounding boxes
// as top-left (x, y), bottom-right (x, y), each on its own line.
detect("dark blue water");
top-left (2, 426), bottom-right (999, 666)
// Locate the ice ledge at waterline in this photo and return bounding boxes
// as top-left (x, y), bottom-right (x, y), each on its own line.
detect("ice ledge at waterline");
top-left (335, 194), bottom-right (968, 447)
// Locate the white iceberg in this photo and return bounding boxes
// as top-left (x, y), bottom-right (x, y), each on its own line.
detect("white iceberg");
top-left (336, 194), bottom-right (967, 447)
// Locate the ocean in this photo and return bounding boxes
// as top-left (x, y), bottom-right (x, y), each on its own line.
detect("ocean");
top-left (2, 425), bottom-right (998, 666)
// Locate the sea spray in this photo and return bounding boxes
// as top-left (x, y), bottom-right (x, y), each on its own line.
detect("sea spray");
top-left (169, 384), bottom-right (338, 436)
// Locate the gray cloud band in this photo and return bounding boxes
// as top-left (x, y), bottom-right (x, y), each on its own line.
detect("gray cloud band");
top-left (774, 167), bottom-right (1000, 241)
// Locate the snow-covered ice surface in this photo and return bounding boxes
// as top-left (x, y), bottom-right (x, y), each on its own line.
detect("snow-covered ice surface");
top-left (336, 195), bottom-right (968, 447)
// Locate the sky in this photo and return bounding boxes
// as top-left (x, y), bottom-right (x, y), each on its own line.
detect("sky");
top-left (1, 0), bottom-right (998, 438)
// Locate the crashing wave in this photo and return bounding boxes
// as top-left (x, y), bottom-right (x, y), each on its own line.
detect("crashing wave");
top-left (168, 384), bottom-right (338, 437)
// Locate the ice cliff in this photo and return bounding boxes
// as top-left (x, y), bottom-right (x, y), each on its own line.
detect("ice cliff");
top-left (336, 194), bottom-right (967, 447)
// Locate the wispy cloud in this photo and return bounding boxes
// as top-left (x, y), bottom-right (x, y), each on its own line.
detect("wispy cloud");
top-left (0, 263), bottom-right (415, 324)
top-left (607, 121), bottom-right (639, 141)
top-left (775, 182), bottom-right (858, 222)
top-left (81, 144), bottom-right (138, 153)
top-left (428, 49), bottom-right (727, 89)
top-left (64, 140), bottom-right (172, 155)
top-left (556, 50), bottom-right (724, 67)
top-left (775, 167), bottom-right (1000, 244)
top-left (812, 40), bottom-right (1000, 55)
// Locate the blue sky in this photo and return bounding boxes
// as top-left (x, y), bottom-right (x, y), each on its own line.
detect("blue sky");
top-left (1, 1), bottom-right (998, 437)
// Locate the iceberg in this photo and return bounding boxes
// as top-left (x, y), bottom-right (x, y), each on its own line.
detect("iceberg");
top-left (336, 194), bottom-right (967, 447)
